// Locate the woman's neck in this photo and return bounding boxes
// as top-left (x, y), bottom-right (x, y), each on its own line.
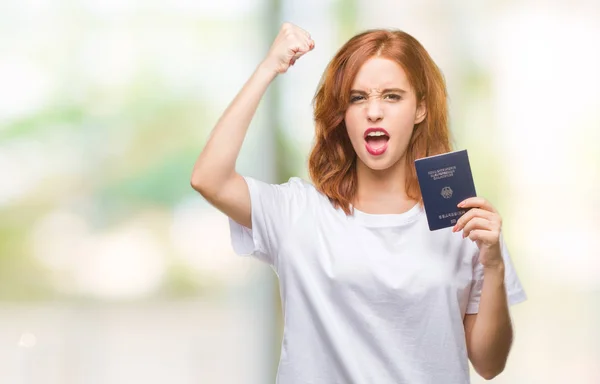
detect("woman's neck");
top-left (353, 158), bottom-right (418, 214)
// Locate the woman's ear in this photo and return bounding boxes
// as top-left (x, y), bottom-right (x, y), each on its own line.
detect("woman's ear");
top-left (414, 99), bottom-right (427, 124)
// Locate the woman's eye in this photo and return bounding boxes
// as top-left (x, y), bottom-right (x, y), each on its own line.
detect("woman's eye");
top-left (350, 95), bottom-right (365, 103)
top-left (384, 93), bottom-right (401, 101)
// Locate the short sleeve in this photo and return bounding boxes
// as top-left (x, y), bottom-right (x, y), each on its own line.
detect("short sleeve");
top-left (228, 176), bottom-right (308, 268)
top-left (466, 234), bottom-right (527, 314)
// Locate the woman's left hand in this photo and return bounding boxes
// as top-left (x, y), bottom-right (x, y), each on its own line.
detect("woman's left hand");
top-left (452, 197), bottom-right (504, 268)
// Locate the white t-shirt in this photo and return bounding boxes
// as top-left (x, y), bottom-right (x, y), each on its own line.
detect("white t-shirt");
top-left (228, 176), bottom-right (527, 384)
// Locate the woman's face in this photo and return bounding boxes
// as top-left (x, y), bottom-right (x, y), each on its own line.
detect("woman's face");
top-left (344, 57), bottom-right (426, 172)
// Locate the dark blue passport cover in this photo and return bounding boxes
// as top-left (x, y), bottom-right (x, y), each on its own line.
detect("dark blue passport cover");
top-left (414, 149), bottom-right (477, 231)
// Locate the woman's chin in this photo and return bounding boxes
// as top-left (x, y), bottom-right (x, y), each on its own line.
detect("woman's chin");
top-left (356, 150), bottom-right (406, 172)
top-left (358, 156), bottom-right (395, 172)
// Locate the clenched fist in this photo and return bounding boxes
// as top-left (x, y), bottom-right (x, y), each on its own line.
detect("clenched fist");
top-left (261, 23), bottom-right (314, 75)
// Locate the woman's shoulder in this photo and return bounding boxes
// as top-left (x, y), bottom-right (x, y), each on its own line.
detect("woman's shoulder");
top-left (283, 176), bottom-right (334, 207)
top-left (244, 175), bottom-right (337, 214)
top-left (285, 176), bottom-right (312, 188)
top-left (243, 175), bottom-right (322, 201)
top-left (273, 176), bottom-right (313, 193)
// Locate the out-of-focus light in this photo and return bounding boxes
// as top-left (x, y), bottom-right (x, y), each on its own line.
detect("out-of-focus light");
top-left (79, 31), bottom-right (138, 89)
top-left (0, 57), bottom-right (52, 123)
top-left (0, 137), bottom-right (85, 206)
top-left (74, 224), bottom-right (166, 299)
top-left (31, 210), bottom-right (167, 299)
top-left (17, 332), bottom-right (37, 349)
top-left (170, 198), bottom-right (255, 285)
top-left (494, 6), bottom-right (600, 291)
top-left (32, 210), bottom-right (88, 271)
top-left (0, 140), bottom-right (50, 205)
top-left (79, 0), bottom-right (258, 17)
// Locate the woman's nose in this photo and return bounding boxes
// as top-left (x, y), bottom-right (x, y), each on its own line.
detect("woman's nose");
top-left (366, 99), bottom-right (383, 122)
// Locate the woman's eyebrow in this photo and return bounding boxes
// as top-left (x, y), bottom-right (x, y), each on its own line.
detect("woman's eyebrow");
top-left (350, 88), bottom-right (407, 94)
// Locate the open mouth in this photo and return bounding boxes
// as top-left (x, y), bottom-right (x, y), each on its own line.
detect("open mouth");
top-left (364, 128), bottom-right (389, 156)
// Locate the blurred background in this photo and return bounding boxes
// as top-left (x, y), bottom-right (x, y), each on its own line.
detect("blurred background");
top-left (0, 0), bottom-right (599, 382)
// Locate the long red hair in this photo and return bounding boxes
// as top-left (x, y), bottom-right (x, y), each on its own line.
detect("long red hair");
top-left (308, 29), bottom-right (452, 215)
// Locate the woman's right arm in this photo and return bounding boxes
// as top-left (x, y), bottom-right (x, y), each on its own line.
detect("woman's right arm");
top-left (190, 23), bottom-right (314, 229)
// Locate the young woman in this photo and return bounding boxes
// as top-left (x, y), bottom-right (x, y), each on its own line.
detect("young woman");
top-left (191, 22), bottom-right (526, 384)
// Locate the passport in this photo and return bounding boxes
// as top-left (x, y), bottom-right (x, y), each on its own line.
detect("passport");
top-left (414, 149), bottom-right (477, 231)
